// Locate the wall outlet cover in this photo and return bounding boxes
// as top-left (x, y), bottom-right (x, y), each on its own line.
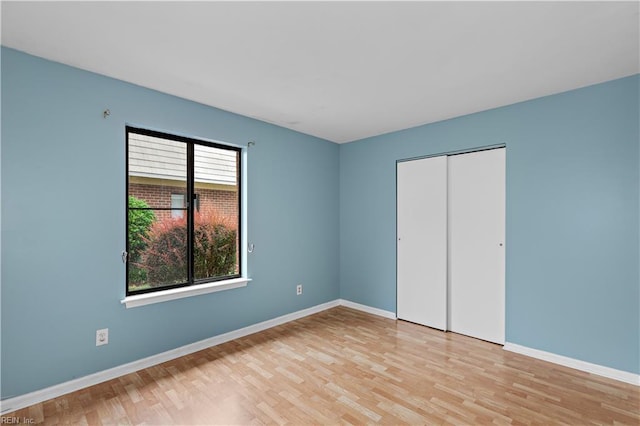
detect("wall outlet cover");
top-left (96, 328), bottom-right (109, 346)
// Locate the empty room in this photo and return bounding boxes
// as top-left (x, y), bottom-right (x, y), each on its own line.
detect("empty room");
top-left (1, 1), bottom-right (639, 424)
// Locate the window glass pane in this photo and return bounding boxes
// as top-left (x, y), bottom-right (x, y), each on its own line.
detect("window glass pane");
top-left (193, 145), bottom-right (239, 280)
top-left (127, 132), bottom-right (188, 292)
top-left (171, 194), bottom-right (185, 219)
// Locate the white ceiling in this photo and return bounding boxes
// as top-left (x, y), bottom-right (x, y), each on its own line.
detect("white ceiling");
top-left (2, 1), bottom-right (639, 143)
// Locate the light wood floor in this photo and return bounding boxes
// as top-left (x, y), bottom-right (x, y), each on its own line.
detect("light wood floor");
top-left (6, 307), bottom-right (640, 425)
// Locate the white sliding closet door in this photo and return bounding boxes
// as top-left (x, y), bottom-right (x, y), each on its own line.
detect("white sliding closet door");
top-left (448, 148), bottom-right (505, 344)
top-left (397, 156), bottom-right (447, 330)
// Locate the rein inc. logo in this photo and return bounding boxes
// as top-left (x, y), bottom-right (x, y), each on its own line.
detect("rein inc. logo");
top-left (0, 417), bottom-right (34, 424)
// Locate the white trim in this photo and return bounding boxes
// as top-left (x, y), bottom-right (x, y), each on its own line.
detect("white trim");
top-left (121, 277), bottom-right (251, 308)
top-left (339, 299), bottom-right (397, 320)
top-left (240, 147), bottom-right (248, 276)
top-left (1, 299), bottom-right (340, 414)
top-left (504, 342), bottom-right (640, 386)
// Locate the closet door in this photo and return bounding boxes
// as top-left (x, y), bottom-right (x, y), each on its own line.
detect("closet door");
top-left (397, 156), bottom-right (447, 330)
top-left (448, 148), bottom-right (505, 344)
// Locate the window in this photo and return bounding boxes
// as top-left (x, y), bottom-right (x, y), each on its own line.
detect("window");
top-left (126, 127), bottom-right (242, 296)
top-left (170, 194), bottom-right (185, 219)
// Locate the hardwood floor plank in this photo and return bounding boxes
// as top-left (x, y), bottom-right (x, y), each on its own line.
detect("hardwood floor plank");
top-left (5, 307), bottom-right (639, 424)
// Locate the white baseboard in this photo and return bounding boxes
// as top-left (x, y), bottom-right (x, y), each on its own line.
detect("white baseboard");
top-left (504, 342), bottom-right (639, 386)
top-left (339, 299), bottom-right (397, 320)
top-left (0, 299), bottom-right (341, 414)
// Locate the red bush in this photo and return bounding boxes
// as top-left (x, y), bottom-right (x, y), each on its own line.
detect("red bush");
top-left (137, 211), bottom-right (237, 287)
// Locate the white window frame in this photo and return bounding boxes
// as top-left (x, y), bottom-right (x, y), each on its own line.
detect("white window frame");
top-left (122, 127), bottom-right (250, 308)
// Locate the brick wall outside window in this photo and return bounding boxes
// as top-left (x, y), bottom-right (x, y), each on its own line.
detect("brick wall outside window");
top-left (129, 182), bottom-right (238, 222)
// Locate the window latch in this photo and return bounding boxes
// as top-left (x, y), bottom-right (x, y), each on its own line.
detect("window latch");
top-left (122, 251), bottom-right (128, 263)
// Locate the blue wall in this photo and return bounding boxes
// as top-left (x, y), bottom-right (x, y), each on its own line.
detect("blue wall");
top-left (340, 75), bottom-right (640, 374)
top-left (1, 48), bottom-right (340, 398)
top-left (2, 46), bottom-right (638, 400)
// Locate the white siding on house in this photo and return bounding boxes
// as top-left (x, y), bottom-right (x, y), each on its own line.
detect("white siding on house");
top-left (128, 133), bottom-right (237, 186)
top-left (195, 144), bottom-right (237, 186)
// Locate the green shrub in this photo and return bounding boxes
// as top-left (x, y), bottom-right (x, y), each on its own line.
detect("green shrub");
top-left (128, 196), bottom-right (156, 284)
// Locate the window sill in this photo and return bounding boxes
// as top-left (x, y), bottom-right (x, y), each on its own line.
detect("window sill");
top-left (121, 277), bottom-right (251, 309)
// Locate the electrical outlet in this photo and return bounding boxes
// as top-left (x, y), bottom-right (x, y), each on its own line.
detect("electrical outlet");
top-left (96, 328), bottom-right (109, 346)
top-left (296, 284), bottom-right (303, 295)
